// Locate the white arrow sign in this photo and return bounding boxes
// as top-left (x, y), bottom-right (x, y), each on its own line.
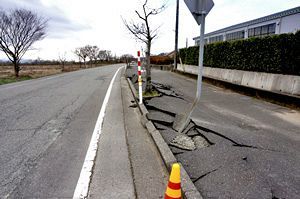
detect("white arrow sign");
top-left (184, 0), bottom-right (214, 25)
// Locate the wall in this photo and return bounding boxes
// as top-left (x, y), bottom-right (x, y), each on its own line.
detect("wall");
top-left (280, 13), bottom-right (300, 33)
top-left (177, 64), bottom-right (300, 96)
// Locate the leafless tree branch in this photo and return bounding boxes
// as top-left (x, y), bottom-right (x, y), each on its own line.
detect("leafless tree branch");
top-left (0, 8), bottom-right (47, 77)
top-left (122, 0), bottom-right (166, 92)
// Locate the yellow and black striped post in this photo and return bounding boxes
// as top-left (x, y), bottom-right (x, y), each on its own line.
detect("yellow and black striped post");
top-left (165, 163), bottom-right (181, 199)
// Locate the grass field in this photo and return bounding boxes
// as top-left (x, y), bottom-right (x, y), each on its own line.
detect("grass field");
top-left (0, 63), bottom-right (111, 85)
top-left (0, 76), bottom-right (33, 85)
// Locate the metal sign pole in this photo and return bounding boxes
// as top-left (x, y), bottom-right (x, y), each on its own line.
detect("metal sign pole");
top-left (197, 13), bottom-right (205, 99)
top-left (174, 0), bottom-right (213, 133)
top-left (177, 13), bottom-right (206, 133)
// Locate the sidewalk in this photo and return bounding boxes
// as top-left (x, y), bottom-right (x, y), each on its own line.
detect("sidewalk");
top-left (88, 70), bottom-right (167, 198)
top-left (143, 69), bottom-right (300, 199)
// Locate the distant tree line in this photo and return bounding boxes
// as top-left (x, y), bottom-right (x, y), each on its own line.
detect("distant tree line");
top-left (73, 45), bottom-right (134, 68)
top-left (0, 7), bottom-right (135, 76)
top-left (0, 51), bottom-right (135, 67)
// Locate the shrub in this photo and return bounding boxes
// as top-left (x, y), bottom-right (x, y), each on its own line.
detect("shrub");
top-left (179, 31), bottom-right (300, 75)
top-left (150, 56), bottom-right (173, 65)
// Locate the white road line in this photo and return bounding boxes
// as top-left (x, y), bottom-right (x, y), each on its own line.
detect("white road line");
top-left (73, 66), bottom-right (124, 199)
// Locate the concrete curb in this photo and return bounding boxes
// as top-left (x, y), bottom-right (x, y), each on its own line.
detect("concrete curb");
top-left (126, 77), bottom-right (203, 199)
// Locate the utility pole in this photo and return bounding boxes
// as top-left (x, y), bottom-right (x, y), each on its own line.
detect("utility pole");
top-left (186, 38), bottom-right (188, 48)
top-left (174, 0), bottom-right (179, 70)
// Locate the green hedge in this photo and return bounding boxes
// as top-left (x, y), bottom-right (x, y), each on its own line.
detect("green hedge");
top-left (179, 31), bottom-right (300, 75)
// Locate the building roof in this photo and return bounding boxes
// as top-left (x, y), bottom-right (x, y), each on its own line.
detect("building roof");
top-left (193, 6), bottom-right (300, 40)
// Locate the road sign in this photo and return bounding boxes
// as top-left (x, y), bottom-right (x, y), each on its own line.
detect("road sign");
top-left (176, 0), bottom-right (214, 133)
top-left (184, 0), bottom-right (214, 25)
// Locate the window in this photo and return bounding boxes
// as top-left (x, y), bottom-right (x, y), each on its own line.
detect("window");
top-left (268, 23), bottom-right (276, 34)
top-left (261, 25), bottom-right (268, 35)
top-left (254, 27), bottom-right (261, 36)
top-left (248, 28), bottom-right (254, 37)
top-left (226, 30), bottom-right (245, 41)
top-left (248, 23), bottom-right (276, 38)
top-left (208, 35), bottom-right (223, 44)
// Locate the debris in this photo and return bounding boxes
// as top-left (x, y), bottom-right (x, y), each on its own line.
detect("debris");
top-left (186, 129), bottom-right (199, 137)
top-left (129, 104), bottom-right (137, 108)
top-left (131, 74), bottom-right (138, 83)
top-left (193, 136), bottom-right (210, 149)
top-left (152, 81), bottom-right (183, 99)
top-left (170, 135), bottom-right (196, 151)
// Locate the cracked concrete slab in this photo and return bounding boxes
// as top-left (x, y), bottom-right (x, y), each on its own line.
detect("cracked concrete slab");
top-left (152, 122), bottom-right (169, 130)
top-left (182, 122), bottom-right (195, 135)
top-left (147, 110), bottom-right (174, 125)
top-left (148, 69), bottom-right (300, 198)
top-left (186, 129), bottom-right (199, 137)
top-left (178, 144), bottom-right (300, 199)
top-left (169, 146), bottom-right (189, 155)
top-left (126, 68), bottom-right (300, 199)
top-left (159, 129), bottom-right (180, 144)
top-left (146, 95), bottom-right (188, 115)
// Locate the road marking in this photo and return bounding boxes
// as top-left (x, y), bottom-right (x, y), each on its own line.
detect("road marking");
top-left (73, 66), bottom-right (124, 199)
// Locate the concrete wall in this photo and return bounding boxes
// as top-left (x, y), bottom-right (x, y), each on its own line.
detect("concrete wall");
top-left (280, 13), bottom-right (300, 34)
top-left (177, 64), bottom-right (300, 96)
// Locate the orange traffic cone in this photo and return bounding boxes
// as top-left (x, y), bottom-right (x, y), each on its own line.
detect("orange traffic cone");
top-left (165, 163), bottom-right (181, 199)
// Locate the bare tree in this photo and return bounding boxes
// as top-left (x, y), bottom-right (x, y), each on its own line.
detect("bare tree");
top-left (97, 50), bottom-right (107, 61)
top-left (0, 8), bottom-right (47, 77)
top-left (120, 54), bottom-right (135, 66)
top-left (74, 47), bottom-right (88, 68)
top-left (85, 45), bottom-right (99, 66)
top-left (58, 52), bottom-right (67, 71)
top-left (123, 0), bottom-right (165, 92)
top-left (74, 48), bottom-right (82, 68)
top-left (97, 50), bottom-right (112, 62)
top-left (106, 50), bottom-right (112, 61)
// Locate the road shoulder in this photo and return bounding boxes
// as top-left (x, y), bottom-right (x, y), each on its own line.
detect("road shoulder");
top-left (121, 75), bottom-right (168, 199)
top-left (88, 70), bottom-right (135, 198)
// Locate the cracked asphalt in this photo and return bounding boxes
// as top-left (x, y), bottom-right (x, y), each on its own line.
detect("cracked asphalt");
top-left (0, 64), bottom-right (122, 198)
top-left (127, 67), bottom-right (300, 199)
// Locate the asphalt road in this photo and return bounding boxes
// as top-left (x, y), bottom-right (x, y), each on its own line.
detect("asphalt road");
top-left (0, 64), bottom-right (122, 198)
top-left (141, 69), bottom-right (300, 199)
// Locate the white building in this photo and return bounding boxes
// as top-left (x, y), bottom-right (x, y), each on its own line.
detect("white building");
top-left (194, 6), bottom-right (300, 45)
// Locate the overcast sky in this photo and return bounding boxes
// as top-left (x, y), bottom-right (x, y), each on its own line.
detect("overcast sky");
top-left (0, 0), bottom-right (299, 61)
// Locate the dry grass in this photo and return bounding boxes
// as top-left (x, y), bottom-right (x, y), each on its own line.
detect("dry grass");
top-left (0, 64), bottom-right (91, 78)
top-left (0, 63), bottom-right (107, 85)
